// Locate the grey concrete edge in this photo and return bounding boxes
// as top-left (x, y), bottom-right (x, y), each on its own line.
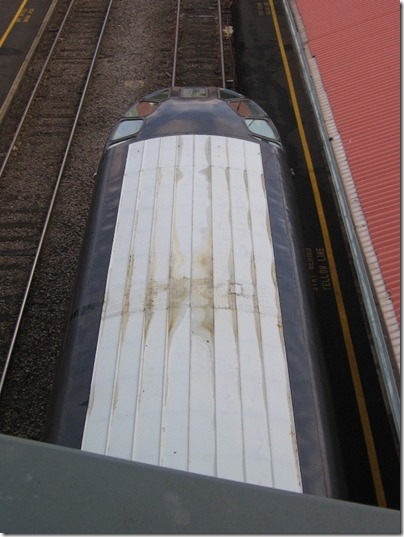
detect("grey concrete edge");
top-left (0, 433), bottom-right (400, 534)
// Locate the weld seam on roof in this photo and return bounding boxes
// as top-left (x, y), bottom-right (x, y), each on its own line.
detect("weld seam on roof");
top-left (286, 0), bottom-right (400, 434)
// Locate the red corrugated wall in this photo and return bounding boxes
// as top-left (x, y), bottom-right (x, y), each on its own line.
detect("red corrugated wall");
top-left (295, 0), bottom-right (400, 324)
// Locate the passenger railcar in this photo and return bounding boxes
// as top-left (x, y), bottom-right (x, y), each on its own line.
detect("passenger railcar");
top-left (45, 87), bottom-right (343, 498)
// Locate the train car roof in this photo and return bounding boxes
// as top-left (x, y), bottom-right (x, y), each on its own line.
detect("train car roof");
top-left (46, 87), bottom-right (341, 498)
top-left (81, 133), bottom-right (302, 493)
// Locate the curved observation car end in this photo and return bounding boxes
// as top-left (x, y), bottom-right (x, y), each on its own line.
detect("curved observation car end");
top-left (45, 87), bottom-right (344, 499)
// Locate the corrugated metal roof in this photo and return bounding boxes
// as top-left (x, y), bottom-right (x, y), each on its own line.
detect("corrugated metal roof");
top-left (82, 135), bottom-right (302, 493)
top-left (294, 0), bottom-right (400, 347)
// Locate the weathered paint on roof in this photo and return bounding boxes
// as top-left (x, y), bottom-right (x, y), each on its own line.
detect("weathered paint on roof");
top-left (81, 135), bottom-right (302, 493)
top-left (294, 0), bottom-right (400, 356)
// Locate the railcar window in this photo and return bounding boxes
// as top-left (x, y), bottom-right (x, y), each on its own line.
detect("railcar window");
top-left (180, 87), bottom-right (208, 98)
top-left (229, 99), bottom-right (266, 117)
top-left (110, 119), bottom-right (144, 141)
top-left (125, 101), bottom-right (159, 117)
top-left (219, 89), bottom-right (244, 99)
top-left (245, 119), bottom-right (280, 141)
top-left (143, 88), bottom-right (170, 101)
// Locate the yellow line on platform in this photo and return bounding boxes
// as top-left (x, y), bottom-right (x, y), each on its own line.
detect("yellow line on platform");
top-left (266, 0), bottom-right (386, 507)
top-left (0, 0), bottom-right (28, 48)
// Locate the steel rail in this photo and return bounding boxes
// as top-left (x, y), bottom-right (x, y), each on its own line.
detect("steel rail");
top-left (217, 0), bottom-right (226, 88)
top-left (171, 0), bottom-right (181, 86)
top-left (0, 0), bottom-right (114, 397)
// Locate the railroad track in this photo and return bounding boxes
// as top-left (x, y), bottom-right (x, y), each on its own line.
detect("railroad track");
top-left (172, 0), bottom-right (234, 88)
top-left (0, 0), bottom-right (236, 440)
top-left (0, 0), bottom-right (113, 434)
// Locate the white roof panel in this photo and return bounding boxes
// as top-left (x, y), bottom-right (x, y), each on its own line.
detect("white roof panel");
top-left (82, 135), bottom-right (302, 492)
